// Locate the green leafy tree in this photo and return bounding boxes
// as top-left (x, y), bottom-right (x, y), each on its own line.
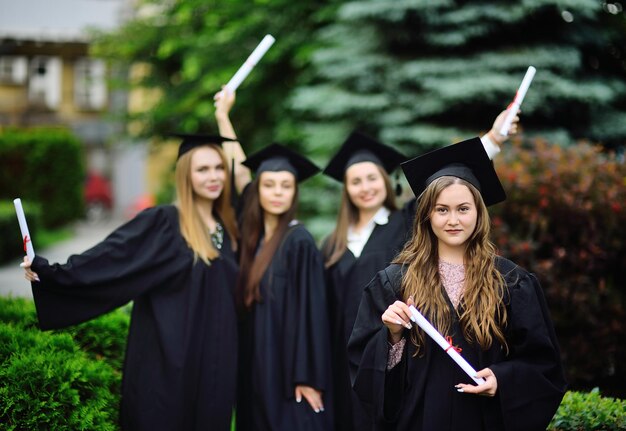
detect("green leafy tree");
top-left (93, 0), bottom-right (338, 149)
top-left (288, 0), bottom-right (626, 154)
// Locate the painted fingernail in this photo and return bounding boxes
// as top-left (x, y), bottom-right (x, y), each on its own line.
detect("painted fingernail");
top-left (395, 320), bottom-right (402, 325)
top-left (19, 262), bottom-right (26, 268)
top-left (457, 388), bottom-right (464, 393)
top-left (35, 277), bottom-right (40, 282)
top-left (296, 397), bottom-right (301, 403)
top-left (409, 315), bottom-right (416, 323)
top-left (314, 408), bottom-right (320, 413)
top-left (320, 407), bottom-right (325, 412)
top-left (404, 323), bottom-right (412, 330)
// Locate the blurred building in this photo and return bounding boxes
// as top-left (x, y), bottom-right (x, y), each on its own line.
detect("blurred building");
top-left (0, 0), bottom-right (146, 219)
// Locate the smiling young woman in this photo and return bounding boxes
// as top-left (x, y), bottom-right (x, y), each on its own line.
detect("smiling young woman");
top-left (22, 133), bottom-right (245, 431)
top-left (348, 137), bottom-right (567, 431)
top-left (235, 143), bottom-right (334, 431)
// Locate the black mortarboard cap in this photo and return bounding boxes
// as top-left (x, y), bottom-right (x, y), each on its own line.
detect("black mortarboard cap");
top-left (323, 130), bottom-right (407, 182)
top-left (242, 143), bottom-right (320, 182)
top-left (172, 133), bottom-right (237, 160)
top-left (400, 137), bottom-right (506, 207)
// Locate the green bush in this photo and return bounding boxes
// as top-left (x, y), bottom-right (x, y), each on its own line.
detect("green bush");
top-left (0, 298), bottom-right (130, 430)
top-left (549, 388), bottom-right (626, 431)
top-left (63, 307), bottom-right (131, 371)
top-left (492, 139), bottom-right (626, 397)
top-left (0, 199), bottom-right (42, 264)
top-left (0, 127), bottom-right (85, 228)
top-left (0, 297), bottom-right (129, 370)
top-left (0, 323), bottom-right (120, 430)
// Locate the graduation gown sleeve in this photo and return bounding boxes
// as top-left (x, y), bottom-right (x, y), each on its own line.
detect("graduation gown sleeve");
top-left (283, 227), bottom-right (332, 396)
top-left (31, 205), bottom-right (191, 330)
top-left (489, 266), bottom-right (567, 431)
top-left (347, 265), bottom-right (402, 422)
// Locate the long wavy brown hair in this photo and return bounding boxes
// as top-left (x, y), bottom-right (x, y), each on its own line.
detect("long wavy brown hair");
top-left (175, 144), bottom-right (238, 265)
top-left (237, 176), bottom-right (299, 308)
top-left (323, 164), bottom-right (397, 267)
top-left (393, 176), bottom-right (508, 354)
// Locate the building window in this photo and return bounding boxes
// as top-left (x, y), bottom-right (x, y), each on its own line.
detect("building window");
top-left (0, 56), bottom-right (28, 84)
top-left (28, 56), bottom-right (62, 109)
top-left (74, 58), bottom-right (106, 111)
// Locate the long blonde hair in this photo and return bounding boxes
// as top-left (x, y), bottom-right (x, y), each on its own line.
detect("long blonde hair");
top-left (323, 164), bottom-right (397, 267)
top-left (175, 144), bottom-right (238, 264)
top-left (393, 176), bottom-right (507, 354)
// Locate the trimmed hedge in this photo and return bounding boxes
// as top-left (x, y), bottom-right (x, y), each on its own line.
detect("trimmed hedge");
top-left (0, 199), bottom-right (42, 264)
top-left (0, 127), bottom-right (85, 228)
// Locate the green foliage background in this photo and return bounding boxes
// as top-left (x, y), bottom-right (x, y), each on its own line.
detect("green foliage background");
top-left (0, 128), bottom-right (85, 228)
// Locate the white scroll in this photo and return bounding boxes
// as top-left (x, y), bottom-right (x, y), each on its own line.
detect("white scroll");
top-left (224, 34), bottom-right (275, 94)
top-left (409, 305), bottom-right (485, 385)
top-left (13, 198), bottom-right (35, 261)
top-left (499, 66), bottom-right (536, 136)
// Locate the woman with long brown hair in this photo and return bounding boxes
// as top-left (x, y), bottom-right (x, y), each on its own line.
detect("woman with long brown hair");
top-left (347, 137), bottom-right (566, 430)
top-left (22, 131), bottom-right (247, 431)
top-left (235, 143), bottom-right (334, 431)
top-left (322, 112), bottom-right (517, 431)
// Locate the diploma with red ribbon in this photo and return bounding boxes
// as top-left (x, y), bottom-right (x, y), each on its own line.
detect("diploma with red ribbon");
top-left (409, 305), bottom-right (485, 385)
top-left (13, 198), bottom-right (35, 261)
top-left (499, 66), bottom-right (536, 136)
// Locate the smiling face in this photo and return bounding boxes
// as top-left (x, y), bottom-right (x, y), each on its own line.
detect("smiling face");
top-left (190, 146), bottom-right (226, 202)
top-left (345, 161), bottom-right (388, 213)
top-left (429, 183), bottom-right (478, 255)
top-left (258, 171), bottom-right (297, 216)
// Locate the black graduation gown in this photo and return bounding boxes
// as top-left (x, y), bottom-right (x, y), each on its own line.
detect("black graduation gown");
top-left (348, 258), bottom-right (567, 431)
top-left (30, 205), bottom-right (239, 431)
top-left (323, 201), bottom-right (414, 431)
top-left (237, 224), bottom-right (334, 431)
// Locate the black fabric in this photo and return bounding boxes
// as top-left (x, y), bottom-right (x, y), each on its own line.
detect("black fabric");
top-left (236, 224), bottom-right (334, 431)
top-left (400, 137), bottom-right (506, 206)
top-left (323, 131), bottom-right (407, 182)
top-left (30, 205), bottom-right (238, 431)
top-left (348, 258), bottom-right (567, 431)
top-left (256, 156), bottom-right (298, 178)
top-left (171, 133), bottom-right (236, 159)
top-left (323, 200), bottom-right (415, 431)
top-left (345, 149), bottom-right (383, 170)
top-left (242, 143), bottom-right (320, 182)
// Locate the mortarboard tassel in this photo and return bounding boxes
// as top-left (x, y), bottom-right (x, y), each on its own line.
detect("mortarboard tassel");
top-left (395, 170), bottom-right (403, 197)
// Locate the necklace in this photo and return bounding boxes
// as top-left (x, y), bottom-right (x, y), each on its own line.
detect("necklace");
top-left (210, 222), bottom-right (224, 250)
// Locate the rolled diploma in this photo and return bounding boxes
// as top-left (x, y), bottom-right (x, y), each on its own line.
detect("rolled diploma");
top-left (13, 198), bottom-right (35, 261)
top-left (409, 305), bottom-right (485, 385)
top-left (499, 66), bottom-right (536, 136)
top-left (224, 34), bottom-right (275, 94)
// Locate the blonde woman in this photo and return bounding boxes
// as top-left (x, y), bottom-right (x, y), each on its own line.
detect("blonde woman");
top-left (348, 138), bottom-right (566, 431)
top-left (22, 134), bottom-right (246, 431)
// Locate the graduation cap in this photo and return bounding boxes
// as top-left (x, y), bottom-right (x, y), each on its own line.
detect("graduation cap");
top-left (172, 133), bottom-right (237, 160)
top-left (323, 130), bottom-right (407, 182)
top-left (400, 137), bottom-right (506, 207)
top-left (242, 143), bottom-right (320, 182)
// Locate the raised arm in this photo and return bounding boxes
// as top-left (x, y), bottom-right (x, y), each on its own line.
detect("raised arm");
top-left (214, 88), bottom-right (251, 193)
top-left (481, 109), bottom-right (521, 160)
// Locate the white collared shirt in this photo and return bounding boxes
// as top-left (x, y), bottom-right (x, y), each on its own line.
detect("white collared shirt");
top-left (347, 206), bottom-right (391, 258)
